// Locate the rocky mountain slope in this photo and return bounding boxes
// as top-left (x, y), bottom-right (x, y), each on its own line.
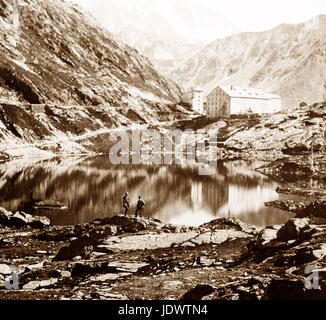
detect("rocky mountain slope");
top-left (77, 0), bottom-right (240, 75)
top-left (0, 0), bottom-right (181, 108)
top-left (0, 0), bottom-right (196, 158)
top-left (222, 101), bottom-right (326, 162)
top-left (170, 15), bottom-right (326, 108)
top-left (117, 26), bottom-right (202, 76)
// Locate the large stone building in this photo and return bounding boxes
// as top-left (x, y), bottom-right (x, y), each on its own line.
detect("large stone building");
top-left (206, 85), bottom-right (282, 118)
top-left (182, 87), bottom-right (204, 114)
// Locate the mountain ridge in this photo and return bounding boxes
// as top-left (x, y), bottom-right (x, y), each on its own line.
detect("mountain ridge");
top-left (170, 14), bottom-right (326, 108)
top-left (75, 0), bottom-right (240, 76)
top-left (0, 0), bottom-right (182, 108)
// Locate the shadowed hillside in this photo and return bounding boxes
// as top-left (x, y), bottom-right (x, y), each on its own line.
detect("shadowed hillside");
top-left (171, 15), bottom-right (326, 109)
top-left (0, 0), bottom-right (181, 107)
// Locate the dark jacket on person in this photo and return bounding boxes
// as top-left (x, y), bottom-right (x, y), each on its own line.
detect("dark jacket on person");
top-left (136, 199), bottom-right (145, 209)
top-left (123, 195), bottom-right (129, 208)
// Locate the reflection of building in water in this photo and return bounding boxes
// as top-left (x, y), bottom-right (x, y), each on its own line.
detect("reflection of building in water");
top-left (202, 180), bottom-right (229, 214)
top-left (191, 182), bottom-right (202, 209)
top-left (226, 184), bottom-right (277, 216)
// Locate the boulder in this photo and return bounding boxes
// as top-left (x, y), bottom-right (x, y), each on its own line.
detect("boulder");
top-left (53, 235), bottom-right (96, 261)
top-left (23, 281), bottom-right (41, 290)
top-left (259, 228), bottom-right (278, 244)
top-left (0, 264), bottom-right (13, 275)
top-left (71, 261), bottom-right (107, 278)
top-left (89, 225), bottom-right (119, 238)
top-left (35, 227), bottom-right (76, 241)
top-left (312, 244), bottom-right (326, 260)
top-left (162, 281), bottom-right (183, 290)
top-left (276, 218), bottom-right (311, 241)
top-left (201, 217), bottom-right (257, 234)
top-left (33, 200), bottom-right (68, 210)
top-left (26, 261), bottom-right (44, 272)
top-left (28, 215), bottom-right (51, 229)
top-left (107, 261), bottom-right (149, 273)
top-left (89, 273), bottom-right (131, 282)
top-left (100, 216), bottom-right (147, 233)
top-left (263, 278), bottom-right (326, 300)
top-left (0, 207), bottom-right (13, 226)
top-left (301, 200), bottom-right (326, 219)
top-left (181, 284), bottom-right (216, 300)
top-left (264, 279), bottom-right (306, 300)
top-left (23, 278), bottom-right (58, 290)
top-left (11, 211), bottom-right (29, 227)
top-left (11, 211), bottom-right (51, 229)
top-left (197, 256), bottom-right (215, 266)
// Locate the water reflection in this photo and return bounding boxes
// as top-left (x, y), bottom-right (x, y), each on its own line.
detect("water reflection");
top-left (0, 156), bottom-right (293, 227)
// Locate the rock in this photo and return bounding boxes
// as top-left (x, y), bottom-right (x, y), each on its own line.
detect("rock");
top-left (181, 284), bottom-right (216, 300)
top-left (71, 263), bottom-right (100, 278)
top-left (26, 261), bottom-right (44, 271)
top-left (201, 218), bottom-right (257, 234)
top-left (4, 211), bottom-right (51, 229)
top-left (89, 225), bottom-right (119, 238)
top-left (35, 227), bottom-right (76, 241)
top-left (162, 281), bottom-right (183, 290)
top-left (274, 249), bottom-right (317, 267)
top-left (265, 200), bottom-right (308, 214)
top-left (36, 250), bottom-right (47, 254)
top-left (97, 292), bottom-right (128, 300)
top-left (301, 201), bottom-right (326, 219)
top-left (90, 252), bottom-right (107, 258)
top-left (276, 218), bottom-right (312, 241)
top-left (197, 256), bottom-right (215, 266)
top-left (264, 279), bottom-right (306, 300)
top-left (54, 235), bottom-right (96, 261)
top-left (33, 200), bottom-right (68, 210)
top-left (39, 278), bottom-right (58, 288)
top-left (0, 207), bottom-right (13, 226)
top-left (259, 228), bottom-right (278, 244)
top-left (23, 278), bottom-right (58, 290)
top-left (61, 271), bottom-right (71, 278)
top-left (11, 212), bottom-right (29, 227)
top-left (28, 215), bottom-right (51, 229)
top-left (23, 281), bottom-right (41, 290)
top-left (312, 244), bottom-right (326, 260)
top-left (94, 245), bottom-right (115, 254)
top-left (100, 216), bottom-right (147, 233)
top-left (90, 273), bottom-right (132, 282)
top-left (107, 261), bottom-right (150, 273)
top-left (102, 229), bottom-right (249, 251)
top-left (276, 186), bottom-right (326, 199)
top-left (0, 264), bottom-right (13, 275)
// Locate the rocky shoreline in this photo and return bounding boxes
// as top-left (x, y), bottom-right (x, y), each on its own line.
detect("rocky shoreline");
top-left (0, 204), bottom-right (325, 300)
top-left (1, 102), bottom-right (326, 300)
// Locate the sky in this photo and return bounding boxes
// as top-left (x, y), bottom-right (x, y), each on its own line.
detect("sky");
top-left (215, 0), bottom-right (326, 32)
top-left (74, 0), bottom-right (326, 34)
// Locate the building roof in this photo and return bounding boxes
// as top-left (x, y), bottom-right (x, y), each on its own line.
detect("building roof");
top-left (220, 86), bottom-right (280, 100)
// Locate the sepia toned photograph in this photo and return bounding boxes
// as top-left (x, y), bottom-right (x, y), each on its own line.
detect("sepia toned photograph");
top-left (0, 0), bottom-right (325, 310)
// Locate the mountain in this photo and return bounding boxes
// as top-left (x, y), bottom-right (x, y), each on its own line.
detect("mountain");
top-left (0, 0), bottom-right (195, 159)
top-left (170, 15), bottom-right (326, 108)
top-left (75, 0), bottom-right (240, 75)
top-left (117, 26), bottom-right (202, 76)
top-left (0, 0), bottom-right (181, 108)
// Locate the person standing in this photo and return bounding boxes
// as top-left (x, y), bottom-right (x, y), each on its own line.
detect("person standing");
top-left (135, 196), bottom-right (145, 218)
top-left (122, 192), bottom-right (130, 216)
